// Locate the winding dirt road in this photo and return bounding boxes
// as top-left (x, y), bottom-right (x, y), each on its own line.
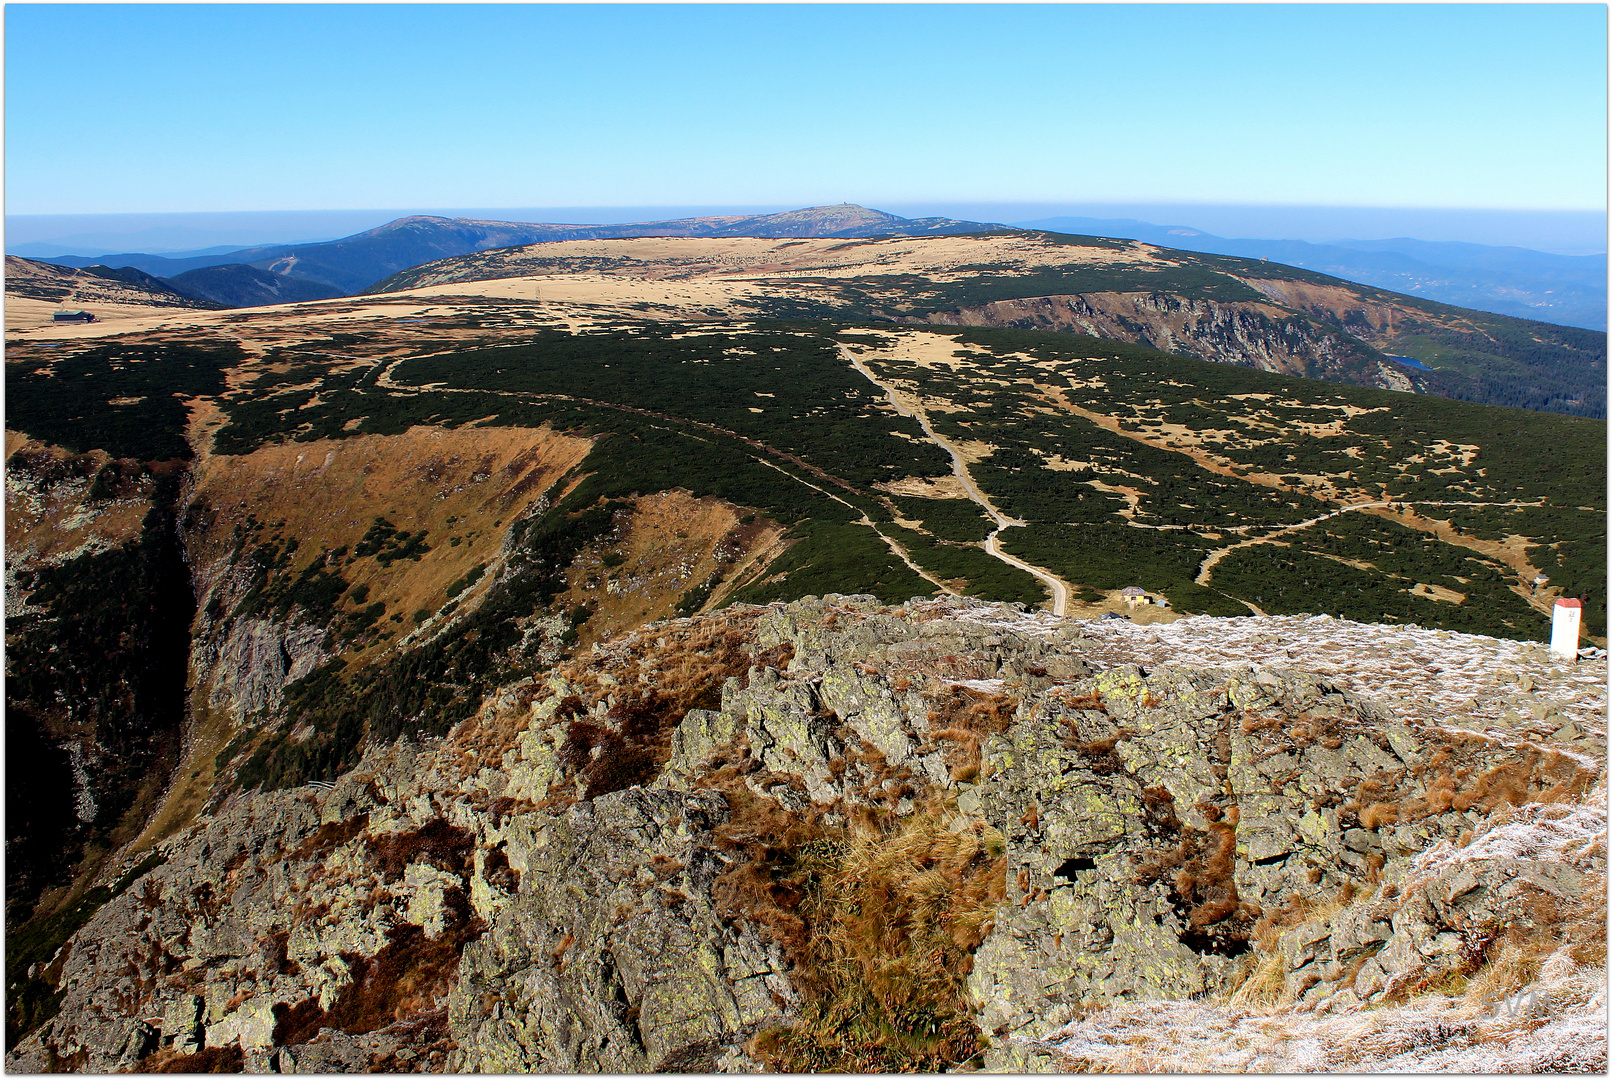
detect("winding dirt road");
top-left (1194, 501), bottom-right (1394, 585)
top-left (842, 346), bottom-right (1073, 615)
top-left (1196, 498), bottom-right (1562, 616)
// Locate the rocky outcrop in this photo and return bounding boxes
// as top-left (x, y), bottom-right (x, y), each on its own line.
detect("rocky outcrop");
top-left (962, 659), bottom-right (1596, 1064)
top-left (1015, 791), bottom-right (1607, 1072)
top-left (5, 742), bottom-right (507, 1074)
top-left (201, 616), bottom-right (328, 718)
top-left (8, 595), bottom-right (1603, 1073)
top-left (447, 788), bottom-right (785, 1073)
top-left (912, 292), bottom-right (1410, 391)
top-left (1268, 795), bottom-right (1606, 1013)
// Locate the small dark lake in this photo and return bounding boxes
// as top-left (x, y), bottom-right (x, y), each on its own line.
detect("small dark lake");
top-left (1387, 354), bottom-right (1432, 371)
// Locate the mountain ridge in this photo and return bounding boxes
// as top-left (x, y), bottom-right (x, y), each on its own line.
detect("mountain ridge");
top-left (1017, 216), bottom-right (1607, 331)
top-left (30, 204), bottom-right (1002, 293)
top-left (31, 204), bottom-right (1603, 332)
top-left (18, 205), bottom-right (1603, 420)
top-left (363, 230), bottom-right (1606, 418)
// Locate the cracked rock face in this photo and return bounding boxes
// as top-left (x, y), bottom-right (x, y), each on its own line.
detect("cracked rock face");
top-left (962, 660), bottom-right (1592, 1057)
top-left (9, 595), bottom-right (1602, 1073)
top-left (201, 616), bottom-right (329, 718)
top-left (447, 788), bottom-right (789, 1073)
top-left (914, 292), bottom-right (1392, 388)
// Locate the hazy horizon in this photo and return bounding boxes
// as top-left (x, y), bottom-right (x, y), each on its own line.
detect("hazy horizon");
top-left (8, 201), bottom-right (1607, 258)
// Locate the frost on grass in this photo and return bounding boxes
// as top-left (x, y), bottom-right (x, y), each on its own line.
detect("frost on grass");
top-left (1027, 790), bottom-right (1608, 1074)
top-left (1072, 613), bottom-right (1607, 748)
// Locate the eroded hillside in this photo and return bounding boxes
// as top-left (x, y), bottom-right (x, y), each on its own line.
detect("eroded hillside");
top-left (362, 232), bottom-right (1605, 417)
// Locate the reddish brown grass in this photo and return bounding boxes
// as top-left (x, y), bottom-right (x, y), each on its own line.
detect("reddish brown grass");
top-left (272, 892), bottom-right (485, 1046)
top-left (923, 685), bottom-right (1018, 782)
top-left (367, 819), bottom-right (475, 882)
top-left (710, 781), bottom-right (1006, 1072)
top-left (139, 1045), bottom-right (244, 1073)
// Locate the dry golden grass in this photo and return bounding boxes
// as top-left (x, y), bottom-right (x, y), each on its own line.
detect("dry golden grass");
top-left (712, 792), bottom-right (1007, 1072)
top-left (921, 684), bottom-right (1018, 783)
top-left (1224, 886), bottom-right (1356, 1010)
top-left (1339, 743), bottom-right (1598, 834)
top-left (117, 701), bottom-right (240, 866)
top-left (186, 423), bottom-right (591, 664)
top-left (546, 490), bottom-right (786, 651)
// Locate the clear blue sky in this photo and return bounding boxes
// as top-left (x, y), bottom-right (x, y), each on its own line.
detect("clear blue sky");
top-left (5, 4), bottom-right (1606, 216)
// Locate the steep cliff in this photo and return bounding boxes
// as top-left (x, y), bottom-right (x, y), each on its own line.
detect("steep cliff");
top-left (909, 291), bottom-right (1414, 391)
top-left (9, 596), bottom-right (1603, 1072)
top-left (2, 415), bottom-right (792, 1049)
top-left (3, 446), bottom-right (195, 928)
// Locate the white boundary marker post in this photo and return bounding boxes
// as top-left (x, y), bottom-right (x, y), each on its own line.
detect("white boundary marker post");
top-left (1550, 598), bottom-right (1582, 661)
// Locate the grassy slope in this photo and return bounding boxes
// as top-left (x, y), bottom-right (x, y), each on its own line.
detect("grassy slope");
top-left (198, 317), bottom-right (1606, 639)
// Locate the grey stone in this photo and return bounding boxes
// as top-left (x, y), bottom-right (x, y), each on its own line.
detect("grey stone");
top-left (11, 595), bottom-right (1598, 1075)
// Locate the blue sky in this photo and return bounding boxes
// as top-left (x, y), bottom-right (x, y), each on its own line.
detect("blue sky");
top-left (5, 4), bottom-right (1606, 217)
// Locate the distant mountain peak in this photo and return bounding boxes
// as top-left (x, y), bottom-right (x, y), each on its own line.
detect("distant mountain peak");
top-left (358, 215), bottom-right (462, 235)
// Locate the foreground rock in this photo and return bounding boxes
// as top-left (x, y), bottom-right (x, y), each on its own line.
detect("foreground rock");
top-left (8, 596), bottom-right (1605, 1072)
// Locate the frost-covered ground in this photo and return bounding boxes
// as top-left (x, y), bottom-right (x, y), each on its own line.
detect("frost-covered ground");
top-left (1022, 981), bottom-right (1606, 1073)
top-left (959, 607), bottom-right (1606, 752)
top-left (1015, 797), bottom-right (1608, 1074)
top-left (911, 603), bottom-right (1608, 1074)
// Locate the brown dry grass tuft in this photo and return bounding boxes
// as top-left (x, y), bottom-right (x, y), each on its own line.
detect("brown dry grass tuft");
top-left (138, 1045), bottom-right (244, 1073)
top-left (1360, 802), bottom-right (1400, 829)
top-left (1458, 872), bottom-right (1607, 1010)
top-left (1357, 743), bottom-right (1599, 828)
top-left (1134, 817), bottom-right (1251, 951)
top-left (923, 685), bottom-right (1018, 783)
top-left (1227, 888), bottom-right (1354, 1010)
top-left (713, 790), bottom-right (1007, 1072)
top-left (273, 892), bottom-right (486, 1046)
top-left (367, 819), bottom-right (475, 882)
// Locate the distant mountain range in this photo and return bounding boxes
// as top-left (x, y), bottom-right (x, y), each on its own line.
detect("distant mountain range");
top-left (21, 204), bottom-right (1604, 331)
top-left (27, 205), bottom-right (1002, 307)
top-left (1018, 217), bottom-right (1606, 331)
top-left (3, 255), bottom-right (223, 312)
top-left (11, 203), bottom-right (1604, 418)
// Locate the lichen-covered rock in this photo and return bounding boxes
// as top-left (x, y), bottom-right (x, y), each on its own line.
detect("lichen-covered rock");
top-left (9, 596), bottom-right (1602, 1074)
top-left (447, 787), bottom-right (789, 1072)
top-left (5, 741), bottom-right (498, 1073)
top-left (964, 653), bottom-right (1597, 1051)
top-left (1269, 797), bottom-right (1607, 1012)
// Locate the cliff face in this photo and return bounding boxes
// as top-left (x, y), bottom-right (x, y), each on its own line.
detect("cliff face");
top-left (10, 596), bottom-right (1603, 1073)
top-left (2, 417), bottom-right (794, 1050)
top-left (3, 446), bottom-right (195, 932)
top-left (912, 291), bottom-right (1420, 392)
